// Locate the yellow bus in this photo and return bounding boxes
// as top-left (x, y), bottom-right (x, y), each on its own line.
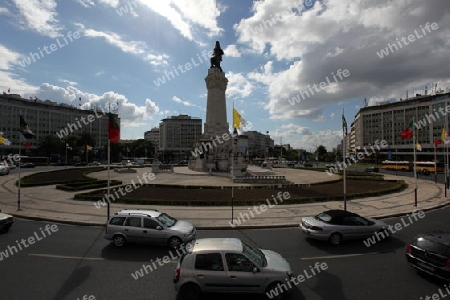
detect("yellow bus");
top-left (380, 160), bottom-right (411, 171)
top-left (380, 160), bottom-right (444, 172)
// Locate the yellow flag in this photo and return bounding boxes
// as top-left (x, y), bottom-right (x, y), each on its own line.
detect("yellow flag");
top-left (415, 143), bottom-right (422, 151)
top-left (442, 128), bottom-right (447, 142)
top-left (233, 108), bottom-right (247, 130)
top-left (86, 145), bottom-right (92, 150)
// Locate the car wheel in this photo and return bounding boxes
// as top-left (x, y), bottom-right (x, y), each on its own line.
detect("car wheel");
top-left (266, 282), bottom-right (284, 300)
top-left (168, 236), bottom-right (182, 249)
top-left (180, 283), bottom-right (201, 300)
top-left (329, 233), bottom-right (342, 245)
top-left (113, 235), bottom-right (126, 247)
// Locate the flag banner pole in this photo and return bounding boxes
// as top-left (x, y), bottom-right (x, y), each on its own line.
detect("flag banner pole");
top-left (434, 141), bottom-right (437, 183)
top-left (342, 109), bottom-right (347, 211)
top-left (413, 118), bottom-right (417, 207)
top-left (107, 139), bottom-right (110, 221)
top-left (231, 102), bottom-right (235, 222)
top-left (17, 146), bottom-right (22, 211)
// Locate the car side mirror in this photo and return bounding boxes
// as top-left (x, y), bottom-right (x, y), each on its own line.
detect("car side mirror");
top-left (156, 226), bottom-right (163, 230)
top-left (253, 267), bottom-right (260, 273)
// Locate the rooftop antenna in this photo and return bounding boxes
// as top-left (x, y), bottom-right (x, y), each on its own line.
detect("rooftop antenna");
top-left (363, 98), bottom-right (368, 107)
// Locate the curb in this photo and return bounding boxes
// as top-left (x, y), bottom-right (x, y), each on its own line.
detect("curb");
top-left (10, 201), bottom-right (450, 229)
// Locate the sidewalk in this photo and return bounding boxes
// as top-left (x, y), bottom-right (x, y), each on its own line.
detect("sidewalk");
top-left (0, 166), bottom-right (448, 229)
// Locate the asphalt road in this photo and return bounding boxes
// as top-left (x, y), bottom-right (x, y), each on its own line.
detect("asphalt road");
top-left (1, 206), bottom-right (449, 300)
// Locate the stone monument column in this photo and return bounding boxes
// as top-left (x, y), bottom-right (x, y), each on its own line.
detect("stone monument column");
top-left (204, 68), bottom-right (229, 138)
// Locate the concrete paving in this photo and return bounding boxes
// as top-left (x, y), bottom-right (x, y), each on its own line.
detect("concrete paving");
top-left (0, 165), bottom-right (448, 229)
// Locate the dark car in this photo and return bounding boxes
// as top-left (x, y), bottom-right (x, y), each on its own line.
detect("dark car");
top-left (20, 162), bottom-right (36, 168)
top-left (418, 169), bottom-right (431, 176)
top-left (303, 162), bottom-right (313, 167)
top-left (0, 210), bottom-right (15, 232)
top-left (406, 231), bottom-right (450, 281)
top-left (365, 167), bottom-right (379, 172)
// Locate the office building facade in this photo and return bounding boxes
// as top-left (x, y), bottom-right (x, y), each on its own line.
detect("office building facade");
top-left (0, 93), bottom-right (119, 152)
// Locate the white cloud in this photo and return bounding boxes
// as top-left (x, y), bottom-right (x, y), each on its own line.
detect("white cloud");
top-left (138, 0), bottom-right (223, 43)
top-left (33, 83), bottom-right (161, 128)
top-left (225, 71), bottom-right (254, 98)
top-left (74, 0), bottom-right (95, 8)
top-left (234, 0), bottom-right (450, 123)
top-left (0, 7), bottom-right (9, 14)
top-left (12, 0), bottom-right (63, 38)
top-left (223, 44), bottom-right (241, 57)
top-left (58, 79), bottom-right (78, 86)
top-left (77, 24), bottom-right (169, 65)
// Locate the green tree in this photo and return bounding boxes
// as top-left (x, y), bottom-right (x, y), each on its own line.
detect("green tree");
top-left (37, 135), bottom-right (63, 158)
top-left (316, 145), bottom-right (327, 161)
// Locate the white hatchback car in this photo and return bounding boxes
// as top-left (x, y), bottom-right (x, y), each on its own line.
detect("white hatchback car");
top-left (173, 238), bottom-right (293, 300)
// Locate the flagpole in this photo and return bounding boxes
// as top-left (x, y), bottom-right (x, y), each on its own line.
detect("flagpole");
top-left (434, 140), bottom-right (437, 184)
top-left (107, 139), bottom-right (110, 221)
top-left (413, 117), bottom-right (417, 207)
top-left (343, 109), bottom-right (347, 211)
top-left (231, 102), bottom-right (235, 222)
top-left (17, 145), bottom-right (22, 211)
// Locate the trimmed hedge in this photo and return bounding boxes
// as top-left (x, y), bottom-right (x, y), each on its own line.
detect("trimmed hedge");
top-left (74, 179), bottom-right (406, 206)
top-left (56, 180), bottom-right (123, 191)
top-left (17, 167), bottom-right (104, 187)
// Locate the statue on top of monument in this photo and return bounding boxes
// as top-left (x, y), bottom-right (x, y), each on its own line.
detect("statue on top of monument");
top-left (210, 41), bottom-right (224, 73)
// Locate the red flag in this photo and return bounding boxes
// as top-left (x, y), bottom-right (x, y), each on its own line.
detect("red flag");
top-left (400, 128), bottom-right (413, 139)
top-left (435, 139), bottom-right (442, 146)
top-left (20, 133), bottom-right (31, 147)
top-left (108, 113), bottom-right (120, 143)
top-left (400, 121), bottom-right (414, 140)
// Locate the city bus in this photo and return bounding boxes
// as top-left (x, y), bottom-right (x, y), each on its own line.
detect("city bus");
top-left (380, 160), bottom-right (444, 173)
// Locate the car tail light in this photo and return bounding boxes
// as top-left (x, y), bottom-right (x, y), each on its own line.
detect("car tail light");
top-left (311, 226), bottom-right (323, 231)
top-left (174, 267), bottom-right (180, 283)
top-left (446, 257), bottom-right (450, 267)
top-left (406, 245), bottom-right (412, 253)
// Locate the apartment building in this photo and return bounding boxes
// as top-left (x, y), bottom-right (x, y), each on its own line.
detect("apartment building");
top-left (353, 92), bottom-right (450, 160)
top-left (243, 130), bottom-right (274, 158)
top-left (0, 93), bottom-right (119, 152)
top-left (159, 115), bottom-right (202, 159)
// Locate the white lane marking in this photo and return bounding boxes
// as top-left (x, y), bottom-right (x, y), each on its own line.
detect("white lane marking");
top-left (29, 253), bottom-right (105, 260)
top-left (300, 252), bottom-right (378, 260)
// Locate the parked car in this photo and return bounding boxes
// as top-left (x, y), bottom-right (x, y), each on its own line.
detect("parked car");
top-left (104, 209), bottom-right (196, 249)
top-left (0, 210), bottom-right (15, 232)
top-left (365, 167), bottom-right (379, 172)
top-left (0, 162), bottom-right (10, 175)
top-left (418, 169), bottom-right (431, 176)
top-left (88, 161), bottom-right (101, 166)
top-left (19, 162), bottom-right (36, 168)
top-left (299, 209), bottom-right (389, 245)
top-left (406, 231), bottom-right (450, 281)
top-left (303, 162), bottom-right (313, 167)
top-left (173, 238), bottom-right (293, 300)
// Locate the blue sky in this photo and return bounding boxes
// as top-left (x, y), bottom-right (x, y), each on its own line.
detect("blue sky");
top-left (0, 0), bottom-right (449, 151)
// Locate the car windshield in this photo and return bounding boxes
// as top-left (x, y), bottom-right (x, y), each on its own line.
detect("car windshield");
top-left (242, 241), bottom-right (266, 267)
top-left (315, 212), bottom-right (332, 223)
top-left (156, 213), bottom-right (177, 227)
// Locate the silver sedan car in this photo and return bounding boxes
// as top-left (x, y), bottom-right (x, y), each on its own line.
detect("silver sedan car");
top-left (300, 209), bottom-right (389, 245)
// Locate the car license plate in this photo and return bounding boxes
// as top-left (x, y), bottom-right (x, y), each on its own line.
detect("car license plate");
top-left (417, 262), bottom-right (435, 272)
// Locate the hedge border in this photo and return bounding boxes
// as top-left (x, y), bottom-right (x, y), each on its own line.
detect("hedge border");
top-left (74, 179), bottom-right (405, 206)
top-left (17, 167), bottom-right (105, 187)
